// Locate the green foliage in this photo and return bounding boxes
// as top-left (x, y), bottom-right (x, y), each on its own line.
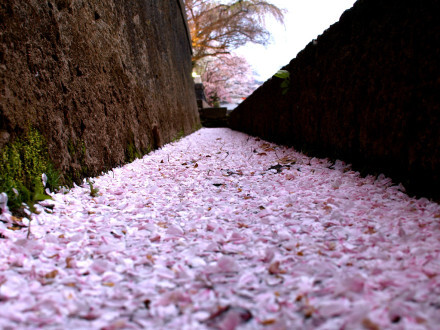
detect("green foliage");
top-left (67, 139), bottom-right (86, 158)
top-left (32, 177), bottom-right (52, 203)
top-left (145, 145), bottom-right (152, 155)
top-left (80, 140), bottom-right (86, 157)
top-left (125, 142), bottom-right (142, 163)
top-left (274, 69), bottom-right (290, 95)
top-left (87, 179), bottom-right (100, 198)
top-left (67, 139), bottom-right (76, 156)
top-left (193, 122), bottom-right (203, 133)
top-left (0, 128), bottom-right (60, 211)
top-left (45, 163), bottom-right (60, 192)
top-left (172, 130), bottom-right (185, 143)
top-left (177, 130), bottom-right (185, 140)
top-left (274, 69), bottom-right (290, 79)
top-left (66, 138), bottom-right (90, 185)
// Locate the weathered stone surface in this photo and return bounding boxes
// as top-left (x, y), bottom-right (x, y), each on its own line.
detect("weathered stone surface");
top-left (1, 0), bottom-right (199, 183)
top-left (230, 0), bottom-right (440, 200)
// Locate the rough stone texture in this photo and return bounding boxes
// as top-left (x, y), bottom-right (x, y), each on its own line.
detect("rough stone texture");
top-left (0, 0), bottom-right (199, 182)
top-left (230, 0), bottom-right (440, 200)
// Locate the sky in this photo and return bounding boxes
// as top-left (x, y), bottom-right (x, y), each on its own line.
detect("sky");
top-left (235, 0), bottom-right (357, 81)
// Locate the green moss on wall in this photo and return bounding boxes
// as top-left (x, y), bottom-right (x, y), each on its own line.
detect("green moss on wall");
top-left (67, 139), bottom-right (76, 156)
top-left (172, 129), bottom-right (185, 143)
top-left (193, 122), bottom-right (202, 133)
top-left (0, 128), bottom-right (60, 211)
top-left (125, 142), bottom-right (143, 163)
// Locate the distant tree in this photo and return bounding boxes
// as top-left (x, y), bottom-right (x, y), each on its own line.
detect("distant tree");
top-left (185, 0), bottom-right (285, 65)
top-left (200, 54), bottom-right (257, 106)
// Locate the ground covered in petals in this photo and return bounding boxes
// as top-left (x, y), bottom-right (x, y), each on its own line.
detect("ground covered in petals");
top-left (1, 128), bottom-right (440, 329)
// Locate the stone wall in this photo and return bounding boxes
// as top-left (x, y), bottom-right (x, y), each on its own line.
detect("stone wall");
top-left (230, 0), bottom-right (440, 200)
top-left (0, 0), bottom-right (199, 183)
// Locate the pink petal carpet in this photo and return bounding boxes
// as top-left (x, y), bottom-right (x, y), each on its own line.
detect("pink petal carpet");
top-left (1, 128), bottom-right (439, 329)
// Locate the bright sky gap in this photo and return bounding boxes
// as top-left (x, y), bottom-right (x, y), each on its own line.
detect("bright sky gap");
top-left (236, 0), bottom-right (357, 81)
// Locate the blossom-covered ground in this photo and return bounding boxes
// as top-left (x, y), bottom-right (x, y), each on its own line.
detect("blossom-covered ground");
top-left (1, 128), bottom-right (439, 330)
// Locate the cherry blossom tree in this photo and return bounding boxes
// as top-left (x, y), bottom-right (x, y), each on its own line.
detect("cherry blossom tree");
top-left (185, 0), bottom-right (285, 65)
top-left (199, 54), bottom-right (258, 106)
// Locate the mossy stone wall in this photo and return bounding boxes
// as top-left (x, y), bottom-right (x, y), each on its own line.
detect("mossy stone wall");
top-left (1, 0), bottom-right (199, 187)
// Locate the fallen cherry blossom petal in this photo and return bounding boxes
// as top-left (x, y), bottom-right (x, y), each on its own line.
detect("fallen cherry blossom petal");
top-left (0, 128), bottom-right (439, 329)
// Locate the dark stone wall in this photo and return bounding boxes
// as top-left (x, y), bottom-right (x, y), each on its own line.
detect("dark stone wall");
top-left (230, 0), bottom-right (440, 200)
top-left (0, 0), bottom-right (199, 182)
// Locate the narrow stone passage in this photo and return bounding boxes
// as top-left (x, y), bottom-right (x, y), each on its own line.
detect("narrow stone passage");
top-left (1, 128), bottom-right (439, 329)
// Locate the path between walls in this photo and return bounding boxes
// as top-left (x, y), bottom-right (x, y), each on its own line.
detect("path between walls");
top-left (0, 128), bottom-right (439, 329)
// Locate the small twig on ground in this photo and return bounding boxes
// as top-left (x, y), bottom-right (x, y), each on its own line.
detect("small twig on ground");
top-left (248, 147), bottom-right (254, 160)
top-left (27, 220), bottom-right (31, 239)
